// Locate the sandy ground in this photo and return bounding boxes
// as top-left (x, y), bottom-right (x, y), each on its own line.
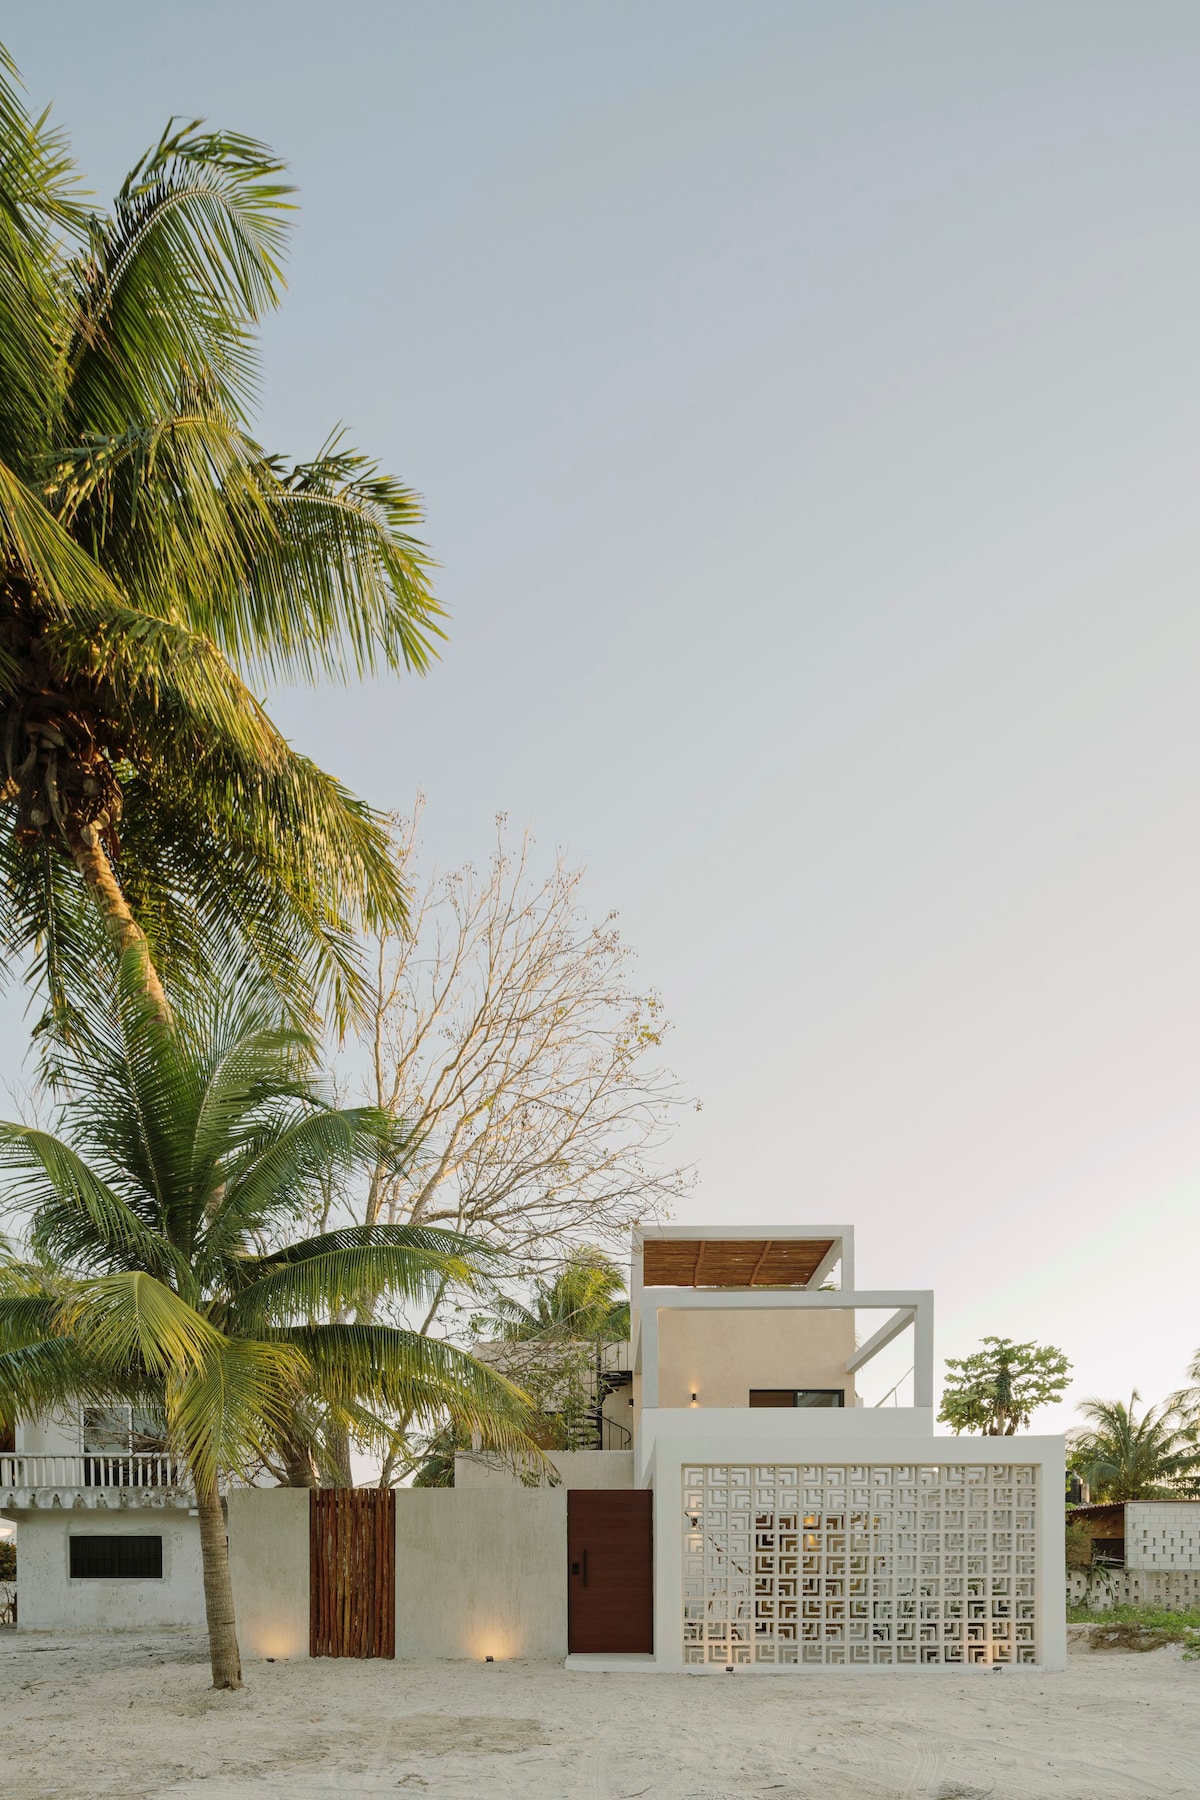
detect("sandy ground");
top-left (1, 1627), bottom-right (1197, 1800)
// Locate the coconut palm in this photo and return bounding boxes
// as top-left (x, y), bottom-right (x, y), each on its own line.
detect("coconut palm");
top-left (0, 48), bottom-right (442, 1032)
top-left (487, 1247), bottom-right (630, 1344)
top-left (0, 949), bottom-right (531, 1689)
top-left (1067, 1392), bottom-right (1200, 1502)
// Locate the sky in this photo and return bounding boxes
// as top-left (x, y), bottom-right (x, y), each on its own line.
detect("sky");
top-left (6, 1), bottom-right (1200, 1427)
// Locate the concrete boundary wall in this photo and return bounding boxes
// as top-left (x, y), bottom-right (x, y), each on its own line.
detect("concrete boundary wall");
top-left (226, 1485), bottom-right (569, 1662)
top-left (1068, 1568), bottom-right (1200, 1611)
top-left (395, 1488), bottom-right (567, 1659)
top-left (228, 1487), bottom-right (309, 1660)
top-left (454, 1450), bottom-right (632, 1489)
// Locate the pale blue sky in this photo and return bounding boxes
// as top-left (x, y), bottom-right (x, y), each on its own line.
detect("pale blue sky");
top-left (8, 3), bottom-right (1200, 1423)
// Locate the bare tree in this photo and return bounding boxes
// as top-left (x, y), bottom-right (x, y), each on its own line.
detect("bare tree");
top-left (319, 805), bottom-right (694, 1484)
top-left (349, 805), bottom-right (693, 1264)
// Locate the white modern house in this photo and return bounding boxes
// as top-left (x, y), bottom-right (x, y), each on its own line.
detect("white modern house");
top-left (4, 1223), bottom-right (1069, 1670)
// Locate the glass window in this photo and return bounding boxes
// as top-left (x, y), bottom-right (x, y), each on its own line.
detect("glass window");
top-left (69, 1535), bottom-right (163, 1579)
top-left (82, 1405), bottom-right (132, 1453)
top-left (748, 1389), bottom-right (844, 1408)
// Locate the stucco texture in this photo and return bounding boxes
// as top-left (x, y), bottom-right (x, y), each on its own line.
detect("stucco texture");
top-left (395, 1488), bottom-right (567, 1660)
top-left (14, 1507), bottom-right (204, 1631)
top-left (655, 1306), bottom-right (856, 1408)
top-left (228, 1486), bottom-right (310, 1660)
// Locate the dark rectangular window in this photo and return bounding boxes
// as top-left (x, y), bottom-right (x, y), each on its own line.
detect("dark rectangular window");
top-left (69, 1535), bottom-right (163, 1580)
top-left (748, 1389), bottom-right (845, 1408)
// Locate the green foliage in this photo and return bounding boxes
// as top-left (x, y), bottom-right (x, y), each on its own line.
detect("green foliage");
top-left (0, 949), bottom-right (535, 1485)
top-left (0, 1536), bottom-right (14, 1581)
top-left (480, 1247), bottom-right (630, 1346)
top-left (1064, 1516), bottom-right (1095, 1570)
top-left (1067, 1392), bottom-right (1200, 1502)
top-left (938, 1336), bottom-right (1070, 1436)
top-left (1066, 1603), bottom-right (1200, 1656)
top-left (0, 48), bottom-right (444, 1032)
top-left (409, 1249), bottom-right (632, 1481)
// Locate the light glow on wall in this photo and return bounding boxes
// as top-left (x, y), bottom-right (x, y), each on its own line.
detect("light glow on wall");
top-left (246, 1622), bottom-right (308, 1661)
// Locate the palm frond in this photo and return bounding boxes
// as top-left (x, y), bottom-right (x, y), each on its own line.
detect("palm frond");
top-left (277, 1321), bottom-right (534, 1458)
top-left (234, 438), bottom-right (444, 682)
top-left (0, 49), bottom-right (84, 472)
top-left (202, 1107), bottom-right (399, 1259)
top-left (65, 119), bottom-right (291, 432)
top-left (61, 1270), bottom-right (221, 1373)
top-left (0, 1121), bottom-right (184, 1281)
top-left (167, 1334), bottom-right (303, 1483)
top-left (228, 1235), bottom-right (474, 1331)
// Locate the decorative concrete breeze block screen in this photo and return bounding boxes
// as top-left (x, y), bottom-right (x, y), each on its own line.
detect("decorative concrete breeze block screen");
top-left (682, 1462), bottom-right (1039, 1666)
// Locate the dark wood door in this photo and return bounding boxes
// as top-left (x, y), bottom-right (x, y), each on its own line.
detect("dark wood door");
top-left (310, 1489), bottom-right (395, 1658)
top-left (567, 1489), bottom-right (653, 1654)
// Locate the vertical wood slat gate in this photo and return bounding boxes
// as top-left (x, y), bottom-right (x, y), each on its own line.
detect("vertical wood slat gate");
top-left (309, 1489), bottom-right (396, 1658)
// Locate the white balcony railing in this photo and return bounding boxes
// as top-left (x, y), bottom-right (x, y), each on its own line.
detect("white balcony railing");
top-left (0, 1453), bottom-right (191, 1496)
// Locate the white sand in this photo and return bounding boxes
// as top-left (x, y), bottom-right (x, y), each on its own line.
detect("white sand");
top-left (2, 1626), bottom-right (1197, 1799)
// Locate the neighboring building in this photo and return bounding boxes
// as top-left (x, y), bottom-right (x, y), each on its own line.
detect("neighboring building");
top-left (1, 1402), bottom-right (205, 1630)
top-left (1066, 1497), bottom-right (1200, 1618)
top-left (4, 1223), bottom-right (1068, 1670)
top-left (1068, 1499), bottom-right (1200, 1571)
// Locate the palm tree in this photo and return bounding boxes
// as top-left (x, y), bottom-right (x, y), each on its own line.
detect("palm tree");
top-left (489, 1248), bottom-right (631, 1344)
top-left (1068, 1392), bottom-right (1200, 1502)
top-left (0, 949), bottom-right (531, 1689)
top-left (458, 1248), bottom-right (630, 1461)
top-left (0, 48), bottom-right (442, 1032)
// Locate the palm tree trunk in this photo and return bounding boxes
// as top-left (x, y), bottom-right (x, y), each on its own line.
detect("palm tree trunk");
top-left (323, 1420), bottom-right (353, 1488)
top-left (194, 1469), bottom-right (243, 1691)
top-left (282, 1435), bottom-right (319, 1488)
top-left (64, 818), bottom-right (171, 1020)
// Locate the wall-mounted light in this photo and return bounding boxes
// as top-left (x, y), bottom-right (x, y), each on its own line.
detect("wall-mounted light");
top-left (690, 1391), bottom-right (698, 1406)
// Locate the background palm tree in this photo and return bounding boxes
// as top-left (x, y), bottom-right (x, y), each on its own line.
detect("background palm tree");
top-left (486, 1247), bottom-right (630, 1344)
top-left (446, 1247), bottom-right (631, 1466)
top-left (0, 948), bottom-right (531, 1689)
top-left (1067, 1392), bottom-right (1200, 1502)
top-left (0, 49), bottom-right (442, 1031)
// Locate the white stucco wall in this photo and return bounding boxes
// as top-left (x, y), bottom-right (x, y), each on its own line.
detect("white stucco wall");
top-left (227, 1486), bottom-right (310, 1660)
top-left (454, 1450), bottom-right (633, 1489)
top-left (15, 1411), bottom-right (79, 1456)
top-left (656, 1307), bottom-right (858, 1408)
top-left (15, 1507), bottom-right (204, 1631)
top-left (395, 1488), bottom-right (567, 1660)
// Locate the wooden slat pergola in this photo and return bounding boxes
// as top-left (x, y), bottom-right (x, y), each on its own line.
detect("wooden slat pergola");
top-left (640, 1237), bottom-right (835, 1288)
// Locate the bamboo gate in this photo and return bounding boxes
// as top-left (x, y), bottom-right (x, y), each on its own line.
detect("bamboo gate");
top-left (309, 1488), bottom-right (396, 1658)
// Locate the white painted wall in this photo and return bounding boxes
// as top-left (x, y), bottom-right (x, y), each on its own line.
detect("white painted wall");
top-left (1125, 1502), bottom-right (1200, 1570)
top-left (15, 1411), bottom-right (79, 1456)
top-left (224, 1485), bottom-right (570, 1662)
top-left (395, 1488), bottom-right (567, 1660)
top-left (454, 1450), bottom-right (633, 1489)
top-left (227, 1487), bottom-right (309, 1659)
top-left (656, 1307), bottom-right (857, 1408)
top-left (15, 1507), bottom-right (204, 1631)
top-left (637, 1405), bottom-right (936, 1477)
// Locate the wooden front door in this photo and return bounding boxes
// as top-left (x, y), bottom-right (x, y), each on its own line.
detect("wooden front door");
top-left (310, 1489), bottom-right (395, 1658)
top-left (567, 1489), bottom-right (653, 1654)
